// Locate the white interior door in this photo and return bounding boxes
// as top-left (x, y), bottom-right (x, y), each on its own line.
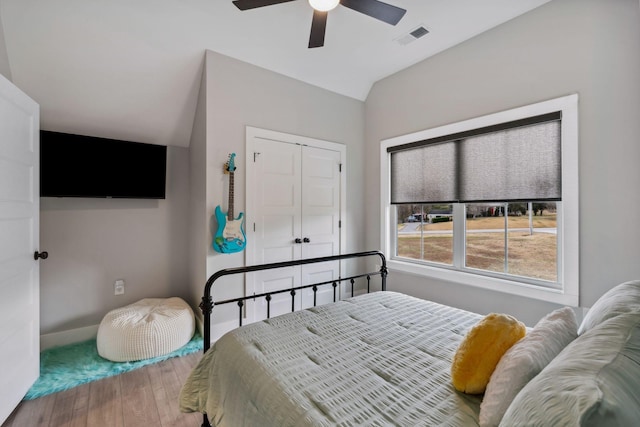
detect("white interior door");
top-left (250, 138), bottom-right (302, 319)
top-left (0, 75), bottom-right (40, 424)
top-left (300, 146), bottom-right (341, 308)
top-left (246, 127), bottom-right (344, 322)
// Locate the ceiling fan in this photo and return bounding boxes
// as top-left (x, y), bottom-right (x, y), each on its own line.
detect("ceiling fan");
top-left (232, 0), bottom-right (407, 48)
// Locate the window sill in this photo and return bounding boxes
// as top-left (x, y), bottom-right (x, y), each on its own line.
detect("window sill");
top-left (387, 258), bottom-right (579, 306)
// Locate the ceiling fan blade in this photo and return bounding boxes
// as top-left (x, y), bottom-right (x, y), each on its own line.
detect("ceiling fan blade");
top-left (340, 0), bottom-right (406, 25)
top-left (232, 0), bottom-right (296, 11)
top-left (308, 10), bottom-right (327, 48)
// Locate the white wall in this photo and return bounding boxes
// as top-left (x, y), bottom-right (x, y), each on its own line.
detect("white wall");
top-left (39, 146), bottom-right (190, 335)
top-left (365, 0), bottom-right (640, 325)
top-left (186, 51), bottom-right (366, 329)
top-left (0, 7), bottom-right (12, 81)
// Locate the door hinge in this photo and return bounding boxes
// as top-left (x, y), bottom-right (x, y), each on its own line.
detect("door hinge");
top-left (254, 152), bottom-right (261, 162)
top-left (339, 220), bottom-right (342, 228)
top-left (339, 163), bottom-right (342, 172)
top-left (253, 223), bottom-right (256, 232)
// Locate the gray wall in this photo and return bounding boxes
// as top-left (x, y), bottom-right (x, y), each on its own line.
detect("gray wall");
top-left (39, 146), bottom-right (190, 334)
top-left (0, 7), bottom-right (12, 81)
top-left (365, 0), bottom-right (640, 325)
top-left (188, 59), bottom-right (208, 320)
top-left (185, 51), bottom-right (366, 328)
top-left (33, 0), bottom-right (640, 336)
top-left (3, 3), bottom-right (192, 337)
top-left (37, 48), bottom-right (366, 339)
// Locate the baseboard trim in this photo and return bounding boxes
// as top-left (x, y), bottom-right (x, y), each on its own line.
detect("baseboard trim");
top-left (40, 324), bottom-right (100, 350)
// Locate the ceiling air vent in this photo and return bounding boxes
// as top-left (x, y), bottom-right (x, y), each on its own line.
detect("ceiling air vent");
top-left (394, 25), bottom-right (429, 46)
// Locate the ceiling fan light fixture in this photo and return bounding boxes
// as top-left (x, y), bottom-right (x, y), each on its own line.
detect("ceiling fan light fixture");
top-left (308, 0), bottom-right (339, 12)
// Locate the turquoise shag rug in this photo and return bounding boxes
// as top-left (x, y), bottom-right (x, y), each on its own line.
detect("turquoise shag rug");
top-left (26, 333), bottom-right (203, 400)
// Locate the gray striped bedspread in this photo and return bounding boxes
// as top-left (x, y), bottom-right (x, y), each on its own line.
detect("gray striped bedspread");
top-left (180, 291), bottom-right (483, 426)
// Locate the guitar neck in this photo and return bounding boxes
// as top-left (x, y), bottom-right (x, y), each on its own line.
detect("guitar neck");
top-left (228, 171), bottom-right (234, 220)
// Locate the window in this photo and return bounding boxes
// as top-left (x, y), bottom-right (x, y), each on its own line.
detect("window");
top-left (381, 95), bottom-right (579, 305)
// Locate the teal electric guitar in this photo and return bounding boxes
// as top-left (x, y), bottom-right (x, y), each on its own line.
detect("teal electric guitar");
top-left (213, 153), bottom-right (246, 254)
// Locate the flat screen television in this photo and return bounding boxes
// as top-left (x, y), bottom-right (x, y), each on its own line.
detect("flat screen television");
top-left (40, 131), bottom-right (167, 199)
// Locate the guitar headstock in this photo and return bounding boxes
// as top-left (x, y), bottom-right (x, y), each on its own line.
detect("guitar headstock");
top-left (225, 153), bottom-right (237, 173)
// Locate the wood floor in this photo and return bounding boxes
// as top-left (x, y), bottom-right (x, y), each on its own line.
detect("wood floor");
top-left (2, 352), bottom-right (204, 427)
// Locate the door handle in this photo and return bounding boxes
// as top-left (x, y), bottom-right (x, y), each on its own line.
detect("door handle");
top-left (303, 238), bottom-right (310, 243)
top-left (34, 251), bottom-right (49, 260)
top-left (294, 238), bottom-right (302, 244)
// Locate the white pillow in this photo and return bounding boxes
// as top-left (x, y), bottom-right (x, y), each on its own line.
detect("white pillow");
top-left (479, 307), bottom-right (578, 427)
top-left (578, 280), bottom-right (640, 335)
top-left (500, 312), bottom-right (640, 426)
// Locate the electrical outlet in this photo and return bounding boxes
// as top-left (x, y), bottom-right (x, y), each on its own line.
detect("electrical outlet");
top-left (114, 279), bottom-right (125, 295)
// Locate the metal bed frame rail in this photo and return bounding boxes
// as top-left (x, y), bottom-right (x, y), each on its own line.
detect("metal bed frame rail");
top-left (199, 250), bottom-right (387, 354)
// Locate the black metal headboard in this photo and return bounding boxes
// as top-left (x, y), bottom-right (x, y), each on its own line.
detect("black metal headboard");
top-left (199, 250), bottom-right (387, 353)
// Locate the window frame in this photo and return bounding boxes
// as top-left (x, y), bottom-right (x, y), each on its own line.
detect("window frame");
top-left (380, 95), bottom-right (579, 305)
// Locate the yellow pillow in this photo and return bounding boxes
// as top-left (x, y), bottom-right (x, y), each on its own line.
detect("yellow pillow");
top-left (451, 313), bottom-right (526, 394)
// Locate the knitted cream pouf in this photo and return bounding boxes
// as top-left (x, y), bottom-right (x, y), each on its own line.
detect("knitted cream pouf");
top-left (97, 297), bottom-right (195, 362)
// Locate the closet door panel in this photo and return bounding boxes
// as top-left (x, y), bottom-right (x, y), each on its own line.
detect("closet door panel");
top-left (251, 138), bottom-right (302, 320)
top-left (301, 146), bottom-right (341, 308)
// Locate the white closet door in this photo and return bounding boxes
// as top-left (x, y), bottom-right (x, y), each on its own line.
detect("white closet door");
top-left (0, 75), bottom-right (40, 425)
top-left (300, 146), bottom-right (341, 308)
top-left (246, 128), bottom-right (344, 322)
top-left (251, 138), bottom-right (302, 319)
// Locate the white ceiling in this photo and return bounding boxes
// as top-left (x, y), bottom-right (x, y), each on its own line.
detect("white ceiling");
top-left (0, 0), bottom-right (551, 147)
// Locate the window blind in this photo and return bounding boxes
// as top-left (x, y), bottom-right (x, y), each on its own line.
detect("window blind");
top-left (389, 112), bottom-right (561, 204)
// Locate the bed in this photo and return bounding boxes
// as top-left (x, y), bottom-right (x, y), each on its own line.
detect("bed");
top-left (180, 251), bottom-right (640, 427)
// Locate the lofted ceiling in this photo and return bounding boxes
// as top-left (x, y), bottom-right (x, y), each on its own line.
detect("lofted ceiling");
top-left (0, 0), bottom-right (551, 147)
